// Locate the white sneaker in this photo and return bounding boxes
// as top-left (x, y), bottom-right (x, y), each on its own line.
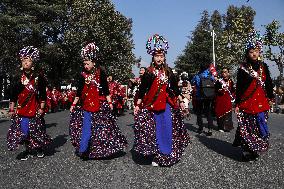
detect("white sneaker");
top-left (19, 151), bottom-right (30, 161)
top-left (37, 152), bottom-right (45, 158)
top-left (219, 129), bottom-right (224, 133)
top-left (152, 161), bottom-right (159, 167)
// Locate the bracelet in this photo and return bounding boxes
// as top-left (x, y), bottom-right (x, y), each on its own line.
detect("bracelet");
top-left (9, 109), bottom-right (15, 113)
top-left (108, 101), bottom-right (112, 105)
top-left (179, 101), bottom-right (185, 104)
top-left (71, 103), bottom-right (76, 107)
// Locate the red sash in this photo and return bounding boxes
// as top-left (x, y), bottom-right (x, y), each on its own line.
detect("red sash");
top-left (81, 70), bottom-right (101, 113)
top-left (17, 77), bottom-right (38, 117)
top-left (238, 65), bottom-right (270, 114)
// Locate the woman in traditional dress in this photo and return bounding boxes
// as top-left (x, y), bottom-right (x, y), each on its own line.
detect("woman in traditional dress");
top-left (233, 30), bottom-right (274, 161)
top-left (133, 34), bottom-right (190, 167)
top-left (214, 68), bottom-right (235, 132)
top-left (69, 42), bottom-right (127, 159)
top-left (7, 46), bottom-right (52, 160)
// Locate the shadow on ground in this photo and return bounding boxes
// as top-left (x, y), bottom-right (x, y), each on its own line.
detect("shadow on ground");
top-left (185, 123), bottom-right (197, 133)
top-left (45, 134), bottom-right (68, 156)
top-left (0, 119), bottom-right (9, 123)
top-left (77, 151), bottom-right (127, 163)
top-left (46, 123), bottom-right (58, 128)
top-left (196, 134), bottom-right (242, 162)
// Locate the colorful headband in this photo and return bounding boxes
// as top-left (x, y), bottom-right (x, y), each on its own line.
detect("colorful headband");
top-left (19, 46), bottom-right (39, 61)
top-left (245, 30), bottom-right (263, 52)
top-left (146, 34), bottom-right (169, 55)
top-left (81, 42), bottom-right (99, 61)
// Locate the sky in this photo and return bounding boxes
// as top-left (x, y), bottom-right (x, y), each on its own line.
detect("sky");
top-left (111, 0), bottom-right (284, 78)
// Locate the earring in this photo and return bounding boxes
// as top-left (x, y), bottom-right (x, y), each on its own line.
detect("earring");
top-left (20, 67), bottom-right (23, 71)
top-left (31, 67), bottom-right (34, 70)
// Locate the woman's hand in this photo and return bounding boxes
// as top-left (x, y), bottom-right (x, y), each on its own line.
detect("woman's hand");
top-left (134, 105), bottom-right (140, 115)
top-left (70, 105), bottom-right (75, 112)
top-left (109, 103), bottom-right (113, 110)
top-left (179, 102), bottom-right (185, 110)
top-left (235, 106), bottom-right (239, 114)
top-left (268, 99), bottom-right (275, 106)
top-left (8, 110), bottom-right (15, 117)
top-left (37, 108), bottom-right (44, 117)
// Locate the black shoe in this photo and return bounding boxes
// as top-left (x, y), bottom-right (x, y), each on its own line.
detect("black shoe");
top-left (36, 149), bottom-right (45, 158)
top-left (206, 130), bottom-right (212, 136)
top-left (80, 152), bottom-right (90, 160)
top-left (197, 129), bottom-right (203, 134)
top-left (251, 153), bottom-right (260, 161)
top-left (241, 153), bottom-right (258, 162)
top-left (17, 150), bottom-right (30, 161)
top-left (74, 150), bottom-right (81, 157)
top-left (232, 139), bottom-right (241, 147)
top-left (241, 154), bottom-right (251, 162)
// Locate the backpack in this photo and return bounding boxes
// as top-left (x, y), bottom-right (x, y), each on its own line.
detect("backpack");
top-left (199, 75), bottom-right (215, 99)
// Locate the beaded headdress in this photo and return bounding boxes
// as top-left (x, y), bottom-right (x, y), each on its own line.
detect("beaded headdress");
top-left (81, 42), bottom-right (99, 61)
top-left (19, 46), bottom-right (39, 61)
top-left (146, 34), bottom-right (169, 55)
top-left (245, 30), bottom-right (263, 53)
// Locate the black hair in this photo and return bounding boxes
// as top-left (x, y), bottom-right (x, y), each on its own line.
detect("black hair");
top-left (221, 67), bottom-right (230, 72)
top-left (199, 63), bottom-right (210, 73)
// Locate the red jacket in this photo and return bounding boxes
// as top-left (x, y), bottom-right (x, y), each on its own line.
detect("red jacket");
top-left (81, 71), bottom-right (101, 112)
top-left (237, 64), bottom-right (270, 114)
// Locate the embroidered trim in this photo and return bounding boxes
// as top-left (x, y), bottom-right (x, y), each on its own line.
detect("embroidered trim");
top-left (217, 78), bottom-right (235, 103)
top-left (239, 63), bottom-right (266, 104)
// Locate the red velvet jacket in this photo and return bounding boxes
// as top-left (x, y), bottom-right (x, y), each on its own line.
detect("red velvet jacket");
top-left (139, 67), bottom-right (180, 111)
top-left (214, 78), bottom-right (235, 118)
top-left (10, 71), bottom-right (47, 117)
top-left (17, 77), bottom-right (38, 117)
top-left (75, 67), bottom-right (110, 111)
top-left (143, 76), bottom-right (168, 111)
top-left (80, 70), bottom-right (101, 113)
top-left (236, 62), bottom-right (274, 114)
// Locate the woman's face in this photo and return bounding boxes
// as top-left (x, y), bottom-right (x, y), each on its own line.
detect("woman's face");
top-left (247, 48), bottom-right (260, 62)
top-left (83, 59), bottom-right (95, 71)
top-left (139, 68), bottom-right (146, 76)
top-left (153, 52), bottom-right (165, 66)
top-left (221, 69), bottom-right (229, 79)
top-left (21, 57), bottom-right (33, 70)
top-left (107, 76), bottom-right (113, 82)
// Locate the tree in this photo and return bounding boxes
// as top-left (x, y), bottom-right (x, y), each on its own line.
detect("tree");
top-left (217, 5), bottom-right (256, 69)
top-left (175, 10), bottom-right (212, 76)
top-left (64, 0), bottom-right (136, 82)
top-left (0, 0), bottom-right (68, 98)
top-left (263, 20), bottom-right (284, 86)
top-left (0, 0), bottom-right (136, 99)
top-left (175, 5), bottom-right (256, 78)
